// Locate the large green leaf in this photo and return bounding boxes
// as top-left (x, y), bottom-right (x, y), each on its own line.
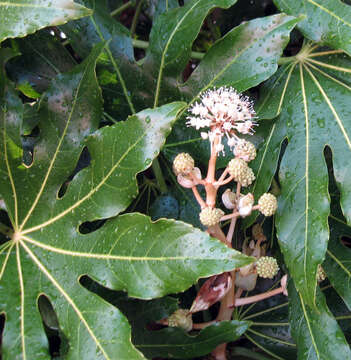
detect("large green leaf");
top-left (0, 0), bottom-right (92, 43)
top-left (61, 0), bottom-right (144, 118)
top-left (255, 45), bottom-right (351, 307)
top-left (6, 30), bottom-right (76, 96)
top-left (164, 13), bottom-right (300, 169)
top-left (62, 0), bottom-right (238, 119)
top-left (288, 280), bottom-right (351, 359)
top-left (182, 13), bottom-right (300, 99)
top-left (143, 0), bottom-right (237, 108)
top-left (274, 0), bottom-right (351, 55)
top-left (0, 43), bottom-right (254, 358)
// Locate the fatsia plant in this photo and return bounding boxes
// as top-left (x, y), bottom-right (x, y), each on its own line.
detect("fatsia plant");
top-left (2, 0), bottom-right (351, 359)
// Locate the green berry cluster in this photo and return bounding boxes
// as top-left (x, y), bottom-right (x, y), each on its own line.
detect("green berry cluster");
top-left (199, 207), bottom-right (224, 227)
top-left (256, 256), bottom-right (279, 279)
top-left (228, 158), bottom-right (255, 187)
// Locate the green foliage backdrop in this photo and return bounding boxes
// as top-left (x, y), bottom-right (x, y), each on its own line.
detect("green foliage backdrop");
top-left (1, 0), bottom-right (351, 359)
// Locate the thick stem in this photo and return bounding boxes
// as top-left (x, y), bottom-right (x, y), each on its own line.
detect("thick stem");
top-left (212, 293), bottom-right (234, 360)
top-left (206, 136), bottom-right (219, 183)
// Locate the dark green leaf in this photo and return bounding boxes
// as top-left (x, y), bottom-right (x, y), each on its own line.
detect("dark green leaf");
top-left (144, 0), bottom-right (237, 108)
top-left (255, 46), bottom-right (351, 307)
top-left (135, 321), bottom-right (250, 359)
top-left (325, 216), bottom-right (351, 310)
top-left (0, 0), bottom-right (92, 43)
top-left (288, 280), bottom-right (351, 359)
top-left (0, 42), bottom-right (254, 358)
top-left (182, 14), bottom-right (300, 99)
top-left (6, 30), bottom-right (76, 95)
top-left (274, 0), bottom-right (351, 55)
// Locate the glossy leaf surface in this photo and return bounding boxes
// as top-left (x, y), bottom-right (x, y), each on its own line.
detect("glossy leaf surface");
top-left (135, 321), bottom-right (250, 359)
top-left (289, 280), bottom-right (351, 359)
top-left (256, 46), bottom-right (351, 307)
top-left (0, 43), bottom-right (254, 358)
top-left (274, 0), bottom-right (351, 55)
top-left (0, 0), bottom-right (92, 43)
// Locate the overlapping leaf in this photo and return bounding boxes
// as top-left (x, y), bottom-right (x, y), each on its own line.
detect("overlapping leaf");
top-left (255, 45), bottom-right (351, 307)
top-left (0, 0), bottom-right (92, 43)
top-left (165, 13), bottom-right (300, 168)
top-left (288, 280), bottom-right (351, 359)
top-left (240, 288), bottom-right (296, 360)
top-left (0, 43), bottom-right (254, 358)
top-left (62, 0), bottom-right (238, 118)
top-left (105, 293), bottom-right (249, 359)
top-left (274, 0), bottom-right (351, 55)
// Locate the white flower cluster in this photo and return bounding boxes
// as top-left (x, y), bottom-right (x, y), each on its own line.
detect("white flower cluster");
top-left (187, 87), bottom-right (257, 154)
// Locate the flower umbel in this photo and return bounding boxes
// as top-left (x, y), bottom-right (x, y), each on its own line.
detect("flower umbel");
top-left (187, 87), bottom-right (256, 154)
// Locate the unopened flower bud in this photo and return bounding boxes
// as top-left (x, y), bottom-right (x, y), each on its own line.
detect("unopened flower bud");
top-left (238, 193), bottom-right (254, 217)
top-left (199, 207), bottom-right (224, 227)
top-left (258, 193), bottom-right (277, 216)
top-left (317, 265), bottom-right (326, 282)
top-left (168, 309), bottom-right (193, 332)
top-left (190, 273), bottom-right (232, 313)
top-left (256, 256), bottom-right (279, 279)
top-left (228, 158), bottom-right (255, 187)
top-left (222, 189), bottom-right (236, 209)
top-left (173, 153), bottom-right (194, 175)
top-left (234, 140), bottom-right (256, 162)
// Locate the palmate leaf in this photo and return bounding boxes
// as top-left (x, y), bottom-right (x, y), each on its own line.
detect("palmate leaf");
top-left (274, 0), bottom-right (351, 55)
top-left (254, 45), bottom-right (351, 308)
top-left (288, 281), bottom-right (351, 359)
top-left (0, 0), bottom-right (92, 43)
top-left (0, 43), bottom-right (254, 358)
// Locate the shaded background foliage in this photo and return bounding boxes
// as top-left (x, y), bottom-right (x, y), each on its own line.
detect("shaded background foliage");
top-left (1, 0), bottom-right (351, 359)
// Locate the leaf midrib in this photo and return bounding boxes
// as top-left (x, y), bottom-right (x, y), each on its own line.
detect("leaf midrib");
top-left (153, 0), bottom-right (201, 108)
top-left (21, 235), bottom-right (235, 262)
top-left (20, 240), bottom-right (111, 360)
top-left (306, 0), bottom-right (351, 29)
top-left (19, 55), bottom-right (94, 232)
top-left (21, 122), bottom-right (149, 235)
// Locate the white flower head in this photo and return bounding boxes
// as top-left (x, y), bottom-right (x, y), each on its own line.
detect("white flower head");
top-left (187, 87), bottom-right (257, 155)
